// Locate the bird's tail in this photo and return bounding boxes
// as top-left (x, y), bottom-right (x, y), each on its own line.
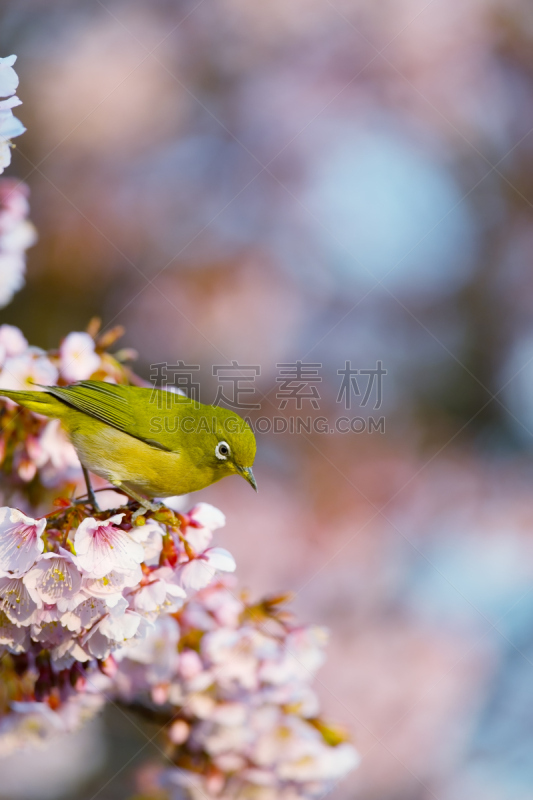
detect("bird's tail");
top-left (0, 389), bottom-right (64, 418)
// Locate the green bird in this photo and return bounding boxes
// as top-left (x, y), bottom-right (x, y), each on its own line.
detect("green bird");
top-left (0, 380), bottom-right (257, 511)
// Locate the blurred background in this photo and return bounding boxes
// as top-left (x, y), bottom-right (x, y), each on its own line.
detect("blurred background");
top-left (2, 0), bottom-right (533, 797)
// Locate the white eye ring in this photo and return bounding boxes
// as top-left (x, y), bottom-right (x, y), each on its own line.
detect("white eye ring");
top-left (215, 441), bottom-right (230, 460)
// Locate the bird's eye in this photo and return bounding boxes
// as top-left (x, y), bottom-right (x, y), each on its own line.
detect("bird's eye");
top-left (215, 441), bottom-right (230, 460)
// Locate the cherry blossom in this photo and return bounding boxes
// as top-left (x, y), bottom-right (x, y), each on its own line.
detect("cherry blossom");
top-left (129, 519), bottom-right (164, 566)
top-left (128, 566), bottom-right (186, 615)
top-left (0, 55), bottom-right (25, 174)
top-left (0, 611), bottom-right (29, 654)
top-left (0, 489), bottom-right (358, 797)
top-left (59, 331), bottom-right (101, 382)
top-left (73, 514), bottom-right (145, 579)
top-left (37, 419), bottom-right (81, 476)
top-left (176, 547), bottom-right (236, 592)
top-left (0, 576), bottom-right (40, 624)
top-left (113, 581), bottom-right (359, 800)
top-left (83, 596), bottom-right (146, 660)
top-left (0, 56), bottom-right (19, 98)
top-left (188, 502), bottom-right (226, 531)
top-left (0, 350), bottom-right (58, 391)
top-left (0, 508), bottom-right (45, 574)
top-left (0, 324), bottom-right (27, 361)
top-left (60, 595), bottom-right (110, 633)
top-left (0, 182), bottom-right (36, 309)
top-left (0, 694), bottom-right (105, 754)
top-left (82, 566), bottom-right (142, 602)
top-left (114, 615), bottom-right (181, 691)
top-left (24, 551), bottom-right (82, 611)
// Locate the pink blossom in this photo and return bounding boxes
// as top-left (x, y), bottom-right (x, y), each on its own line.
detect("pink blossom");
top-left (0, 576), bottom-right (40, 624)
top-left (38, 419), bottom-right (81, 473)
top-left (0, 56), bottom-right (19, 98)
top-left (0, 611), bottom-right (28, 653)
top-left (0, 56), bottom-right (26, 172)
top-left (181, 502), bottom-right (226, 553)
top-left (73, 514), bottom-right (145, 579)
top-left (177, 648), bottom-right (203, 681)
top-left (31, 614), bottom-right (72, 648)
top-left (0, 181), bottom-right (30, 231)
top-left (0, 694), bottom-right (104, 752)
top-left (188, 503), bottom-right (226, 532)
top-left (16, 457), bottom-right (37, 483)
top-left (59, 332), bottom-right (101, 382)
top-left (49, 637), bottom-right (90, 669)
top-left (117, 615), bottom-right (181, 688)
top-left (182, 522), bottom-right (213, 553)
top-left (83, 597), bottom-right (146, 660)
top-left (168, 719), bottom-right (189, 745)
top-left (176, 548), bottom-right (236, 592)
top-left (129, 567), bottom-right (186, 615)
top-left (0, 351), bottom-right (58, 391)
top-left (197, 582), bottom-right (243, 629)
top-left (1, 217), bottom-right (36, 253)
top-left (0, 324), bottom-right (27, 359)
top-left (82, 565), bottom-right (142, 602)
top-left (0, 55), bottom-right (25, 174)
top-left (129, 519), bottom-right (164, 566)
top-left (254, 716), bottom-right (360, 782)
top-left (61, 596), bottom-right (109, 633)
top-left (24, 551), bottom-right (83, 611)
top-left (201, 628), bottom-right (262, 691)
top-left (0, 508), bottom-right (45, 574)
top-left (0, 180), bottom-right (36, 308)
top-left (0, 253), bottom-right (25, 309)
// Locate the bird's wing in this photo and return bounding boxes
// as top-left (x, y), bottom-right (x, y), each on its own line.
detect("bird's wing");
top-left (43, 381), bottom-right (173, 452)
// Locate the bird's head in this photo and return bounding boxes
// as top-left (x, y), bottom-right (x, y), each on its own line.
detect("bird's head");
top-left (201, 407), bottom-right (257, 491)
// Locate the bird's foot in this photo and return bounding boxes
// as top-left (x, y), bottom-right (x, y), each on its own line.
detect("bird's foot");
top-left (131, 501), bottom-right (164, 521)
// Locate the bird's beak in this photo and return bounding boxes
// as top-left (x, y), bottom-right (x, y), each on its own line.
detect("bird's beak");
top-left (239, 466), bottom-right (258, 492)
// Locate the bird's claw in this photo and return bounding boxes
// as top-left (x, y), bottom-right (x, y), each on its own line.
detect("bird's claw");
top-left (131, 501), bottom-right (164, 521)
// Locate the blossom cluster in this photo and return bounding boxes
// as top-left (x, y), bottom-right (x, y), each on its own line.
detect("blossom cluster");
top-left (0, 500), bottom-right (237, 747)
top-left (0, 324), bottom-right (360, 797)
top-left (113, 581), bottom-right (359, 800)
top-left (0, 322), bottom-right (135, 490)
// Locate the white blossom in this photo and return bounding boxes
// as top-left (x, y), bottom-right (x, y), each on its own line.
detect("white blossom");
top-left (176, 547), bottom-right (236, 592)
top-left (0, 576), bottom-right (40, 624)
top-left (0, 508), bottom-right (45, 574)
top-left (0, 351), bottom-right (58, 391)
top-left (73, 514), bottom-right (145, 579)
top-left (0, 324), bottom-right (27, 362)
top-left (188, 502), bottom-right (226, 532)
top-left (0, 55), bottom-right (25, 175)
top-left (59, 332), bottom-right (101, 382)
top-left (83, 596), bottom-right (146, 660)
top-left (24, 551), bottom-right (82, 611)
top-left (0, 611), bottom-right (29, 653)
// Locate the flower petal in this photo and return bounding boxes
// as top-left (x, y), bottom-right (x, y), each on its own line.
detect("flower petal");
top-left (0, 508), bottom-right (45, 574)
top-left (205, 547), bottom-right (236, 573)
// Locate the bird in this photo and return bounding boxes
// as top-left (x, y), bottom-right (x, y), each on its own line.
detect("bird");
top-left (0, 380), bottom-right (257, 512)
